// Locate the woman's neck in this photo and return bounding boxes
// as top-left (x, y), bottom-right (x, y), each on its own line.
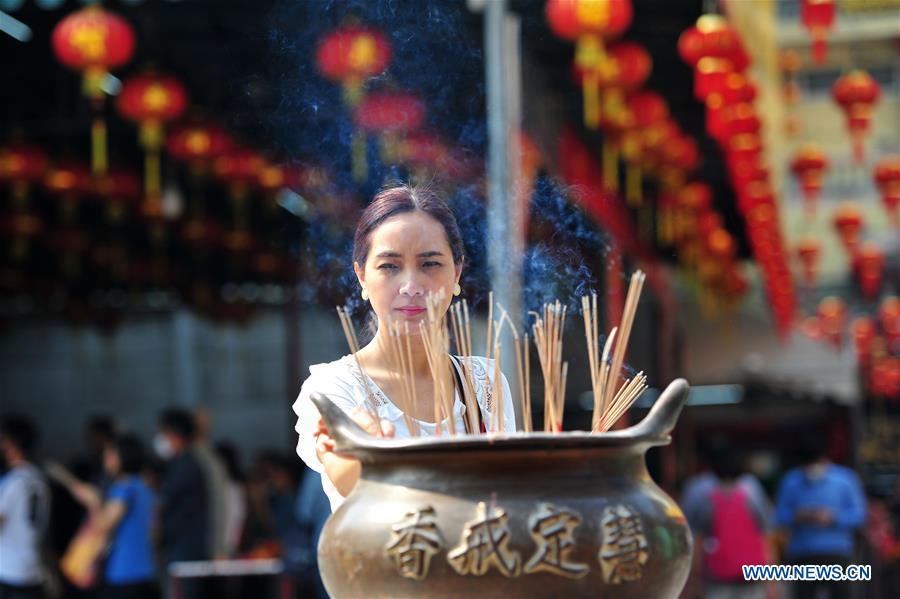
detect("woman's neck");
top-left (359, 326), bottom-right (433, 377)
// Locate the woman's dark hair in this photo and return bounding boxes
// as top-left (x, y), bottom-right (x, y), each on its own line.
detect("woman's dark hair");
top-left (352, 184), bottom-right (465, 267)
top-left (113, 434), bottom-right (146, 475)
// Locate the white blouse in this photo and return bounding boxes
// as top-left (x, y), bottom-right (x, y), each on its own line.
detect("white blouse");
top-left (293, 354), bottom-right (517, 511)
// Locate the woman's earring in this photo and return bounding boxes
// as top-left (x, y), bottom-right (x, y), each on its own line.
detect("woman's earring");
top-left (453, 283), bottom-right (461, 297)
top-left (361, 288), bottom-right (369, 301)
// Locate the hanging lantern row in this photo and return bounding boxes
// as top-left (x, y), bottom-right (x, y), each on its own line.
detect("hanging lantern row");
top-left (809, 295), bottom-right (899, 400)
top-left (545, 0), bottom-right (634, 129)
top-left (829, 203), bottom-right (887, 301)
top-left (51, 4), bottom-right (136, 176)
top-left (832, 70), bottom-right (881, 164)
top-left (800, 0), bottom-right (836, 66)
top-left (315, 23), bottom-right (392, 181)
top-left (679, 13), bottom-right (796, 334)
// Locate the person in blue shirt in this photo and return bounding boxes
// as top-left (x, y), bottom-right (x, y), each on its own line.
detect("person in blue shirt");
top-left (49, 433), bottom-right (158, 598)
top-left (774, 434), bottom-right (866, 599)
top-left (101, 434), bottom-right (158, 598)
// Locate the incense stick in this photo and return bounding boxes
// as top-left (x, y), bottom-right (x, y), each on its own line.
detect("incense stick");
top-left (335, 306), bottom-right (381, 426)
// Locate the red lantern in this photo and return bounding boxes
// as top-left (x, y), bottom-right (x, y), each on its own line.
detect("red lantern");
top-left (546, 0), bottom-right (633, 128)
top-left (213, 148), bottom-right (265, 249)
top-left (790, 145), bottom-right (829, 215)
top-left (315, 25), bottom-right (391, 106)
top-left (353, 90), bottom-right (425, 164)
top-left (873, 156), bottom-right (900, 227)
top-left (116, 72), bottom-right (189, 201)
top-left (574, 41), bottom-right (650, 129)
top-left (51, 5), bottom-right (135, 175)
top-left (850, 316), bottom-right (875, 364)
top-left (880, 296), bottom-right (900, 345)
top-left (832, 203), bottom-right (864, 254)
top-left (800, 0), bottom-right (835, 65)
top-left (856, 243), bottom-right (884, 300)
top-left (0, 144), bottom-right (48, 208)
top-left (44, 162), bottom-right (93, 222)
top-left (678, 14), bottom-right (749, 73)
top-left (719, 103), bottom-right (760, 142)
top-left (94, 168), bottom-right (140, 224)
top-left (817, 296), bottom-right (847, 349)
top-left (795, 235), bottom-right (821, 287)
top-left (832, 70), bottom-right (881, 163)
top-left (167, 121), bottom-right (233, 167)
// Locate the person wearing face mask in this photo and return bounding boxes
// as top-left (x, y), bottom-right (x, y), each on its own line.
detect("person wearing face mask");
top-left (293, 184), bottom-right (517, 512)
top-left (155, 409), bottom-right (209, 597)
top-left (774, 433), bottom-right (867, 599)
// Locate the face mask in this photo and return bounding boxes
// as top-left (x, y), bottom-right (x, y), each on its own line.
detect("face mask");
top-left (153, 433), bottom-right (175, 460)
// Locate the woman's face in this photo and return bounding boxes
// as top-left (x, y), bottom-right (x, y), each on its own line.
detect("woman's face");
top-left (355, 211), bottom-right (462, 333)
top-left (103, 445), bottom-right (121, 476)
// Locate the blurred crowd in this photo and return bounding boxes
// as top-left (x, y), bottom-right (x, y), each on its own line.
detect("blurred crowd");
top-left (680, 434), bottom-right (900, 599)
top-left (0, 412), bottom-right (329, 599)
top-left (3, 412), bottom-right (900, 598)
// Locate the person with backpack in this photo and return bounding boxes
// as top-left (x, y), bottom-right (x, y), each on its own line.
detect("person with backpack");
top-left (693, 445), bottom-right (774, 599)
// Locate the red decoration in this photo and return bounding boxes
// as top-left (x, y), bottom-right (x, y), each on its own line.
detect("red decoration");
top-left (795, 235), bottom-right (821, 287)
top-left (677, 14), bottom-right (749, 72)
top-left (94, 168), bottom-right (140, 223)
top-left (353, 90), bottom-right (425, 165)
top-left (817, 296), bottom-right (847, 349)
top-left (832, 203), bottom-right (864, 253)
top-left (116, 72), bottom-right (189, 201)
top-left (0, 144), bottom-right (48, 208)
top-left (832, 70), bottom-right (881, 163)
top-left (850, 316), bottom-right (875, 364)
top-left (167, 121), bottom-right (233, 167)
top-left (800, 0), bottom-right (836, 65)
top-left (873, 156), bottom-right (900, 227)
top-left (790, 145), bottom-right (829, 215)
top-left (51, 5), bottom-right (135, 175)
top-left (856, 243), bottom-right (884, 300)
top-left (315, 25), bottom-right (391, 106)
top-left (546, 0), bottom-right (633, 128)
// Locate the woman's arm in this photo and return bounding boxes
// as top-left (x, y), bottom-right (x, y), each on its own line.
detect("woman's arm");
top-left (93, 499), bottom-right (127, 535)
top-left (45, 461), bottom-right (103, 514)
top-left (314, 409), bottom-right (393, 497)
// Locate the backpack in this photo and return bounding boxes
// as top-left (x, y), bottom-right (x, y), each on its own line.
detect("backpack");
top-left (704, 485), bottom-right (767, 582)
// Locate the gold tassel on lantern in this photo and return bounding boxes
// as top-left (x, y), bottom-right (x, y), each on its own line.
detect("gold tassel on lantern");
top-left (602, 140), bottom-right (619, 193)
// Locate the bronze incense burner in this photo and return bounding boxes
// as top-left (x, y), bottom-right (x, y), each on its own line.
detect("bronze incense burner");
top-left (310, 378), bottom-right (692, 598)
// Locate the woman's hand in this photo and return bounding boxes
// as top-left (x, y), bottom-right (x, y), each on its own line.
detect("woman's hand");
top-left (314, 408), bottom-right (395, 461)
top-left (314, 408), bottom-right (395, 498)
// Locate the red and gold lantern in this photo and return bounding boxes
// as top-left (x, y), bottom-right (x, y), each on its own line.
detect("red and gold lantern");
top-left (832, 203), bottom-right (864, 254)
top-left (800, 0), bottom-right (836, 65)
top-left (546, 0), bottom-right (633, 129)
top-left (51, 5), bottom-right (135, 175)
top-left (790, 145), bottom-right (829, 215)
top-left (795, 235), bottom-right (821, 287)
top-left (116, 72), bottom-right (188, 202)
top-left (817, 295), bottom-right (847, 349)
top-left (856, 242), bottom-right (884, 300)
top-left (873, 156), bottom-right (900, 227)
top-left (213, 148), bottom-right (265, 254)
top-left (353, 90), bottom-right (425, 164)
top-left (315, 25), bottom-right (391, 106)
top-left (0, 144), bottom-right (48, 209)
top-left (850, 316), bottom-right (875, 364)
top-left (832, 70), bottom-right (881, 163)
top-left (94, 168), bottom-right (140, 224)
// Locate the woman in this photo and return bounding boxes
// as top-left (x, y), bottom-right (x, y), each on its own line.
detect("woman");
top-left (50, 434), bottom-right (158, 598)
top-left (293, 185), bottom-right (516, 511)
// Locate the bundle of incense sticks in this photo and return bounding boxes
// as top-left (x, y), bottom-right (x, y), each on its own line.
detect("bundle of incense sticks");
top-left (335, 306), bottom-right (381, 425)
top-left (582, 269), bottom-right (648, 432)
top-left (531, 301), bottom-right (568, 432)
top-left (418, 289), bottom-right (457, 435)
top-left (384, 320), bottom-right (420, 437)
top-left (449, 300), bottom-right (482, 435)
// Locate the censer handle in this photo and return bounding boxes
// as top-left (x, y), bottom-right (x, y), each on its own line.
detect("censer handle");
top-left (309, 392), bottom-right (373, 453)
top-left (628, 378), bottom-right (690, 442)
